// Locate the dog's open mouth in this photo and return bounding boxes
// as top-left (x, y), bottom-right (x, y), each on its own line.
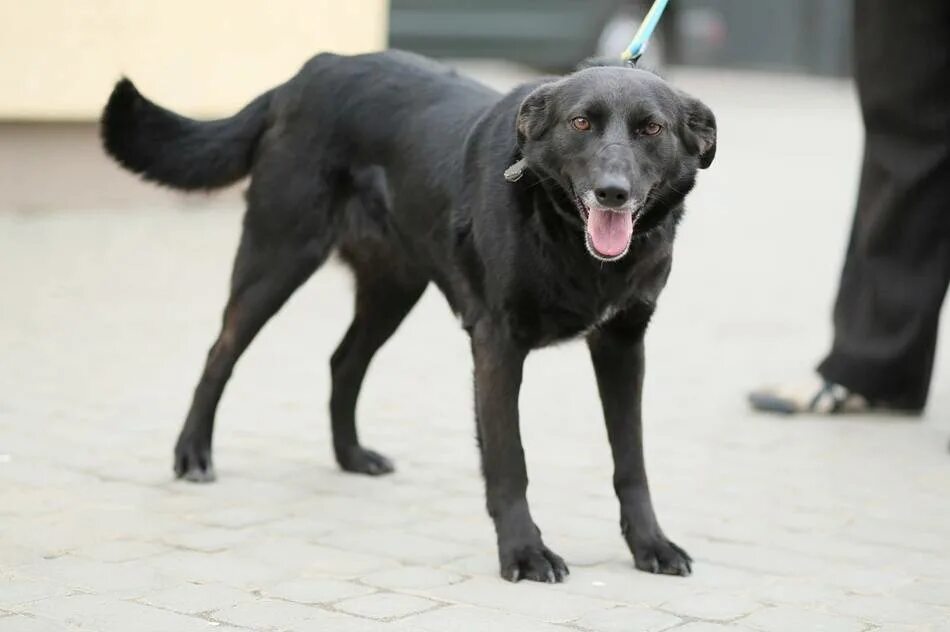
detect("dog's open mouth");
top-left (575, 198), bottom-right (639, 262)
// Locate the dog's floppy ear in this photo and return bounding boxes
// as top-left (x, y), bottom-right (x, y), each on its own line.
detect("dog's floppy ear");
top-left (678, 93), bottom-right (717, 169)
top-left (517, 83), bottom-right (557, 142)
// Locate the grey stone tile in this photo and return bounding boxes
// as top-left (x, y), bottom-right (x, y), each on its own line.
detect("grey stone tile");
top-left (0, 577), bottom-right (74, 609)
top-left (16, 557), bottom-right (175, 600)
top-left (741, 606), bottom-right (866, 632)
top-left (158, 527), bottom-right (252, 553)
top-left (318, 528), bottom-right (476, 566)
top-left (420, 576), bottom-right (616, 623)
top-left (661, 592), bottom-right (764, 622)
top-left (73, 540), bottom-right (168, 563)
top-left (334, 592), bottom-right (442, 620)
top-left (362, 566), bottom-right (465, 591)
top-left (261, 578), bottom-right (375, 604)
top-left (676, 624), bottom-right (755, 632)
top-left (23, 596), bottom-right (233, 632)
top-left (211, 598), bottom-right (332, 629)
top-left (573, 606), bottom-right (682, 632)
top-left (137, 583), bottom-right (255, 614)
top-left (0, 615), bottom-right (78, 632)
top-left (830, 595), bottom-right (949, 626)
top-left (896, 579), bottom-right (950, 606)
top-left (401, 605), bottom-right (566, 632)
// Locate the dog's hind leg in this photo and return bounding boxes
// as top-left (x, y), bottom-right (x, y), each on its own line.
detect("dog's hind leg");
top-left (329, 245), bottom-right (427, 475)
top-left (174, 172), bottom-right (342, 482)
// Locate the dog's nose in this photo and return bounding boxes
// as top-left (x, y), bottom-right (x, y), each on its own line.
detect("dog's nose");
top-left (593, 181), bottom-right (630, 208)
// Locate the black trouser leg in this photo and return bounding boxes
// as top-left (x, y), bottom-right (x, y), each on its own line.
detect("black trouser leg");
top-left (818, 0), bottom-right (950, 409)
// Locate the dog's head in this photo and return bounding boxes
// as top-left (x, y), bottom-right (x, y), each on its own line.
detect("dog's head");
top-left (516, 65), bottom-right (716, 262)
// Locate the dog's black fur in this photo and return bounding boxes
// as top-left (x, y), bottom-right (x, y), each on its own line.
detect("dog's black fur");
top-left (101, 50), bottom-right (715, 583)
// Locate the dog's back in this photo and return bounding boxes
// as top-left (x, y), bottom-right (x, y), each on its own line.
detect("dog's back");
top-left (101, 51), bottom-right (496, 196)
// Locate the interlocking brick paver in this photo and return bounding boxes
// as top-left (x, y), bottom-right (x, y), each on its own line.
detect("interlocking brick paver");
top-left (239, 538), bottom-right (393, 574)
top-left (0, 615), bottom-right (75, 632)
top-left (333, 592), bottom-right (442, 620)
top-left (661, 592), bottom-right (764, 622)
top-left (158, 526), bottom-right (252, 553)
top-left (73, 540), bottom-right (168, 563)
top-left (0, 577), bottom-right (73, 609)
top-left (420, 576), bottom-right (616, 622)
top-left (137, 583), bottom-right (255, 614)
top-left (361, 566), bottom-right (464, 590)
top-left (822, 566), bottom-right (916, 595)
top-left (195, 506), bottom-right (286, 529)
top-left (319, 527), bottom-right (475, 566)
top-left (211, 598), bottom-right (330, 629)
top-left (830, 595), bottom-right (949, 626)
top-left (572, 605), bottom-right (683, 632)
top-left (23, 595), bottom-right (234, 632)
top-left (685, 564), bottom-right (765, 591)
top-left (740, 606), bottom-right (866, 632)
top-left (254, 515), bottom-right (338, 540)
top-left (401, 604), bottom-right (566, 632)
top-left (262, 578), bottom-right (375, 604)
top-left (896, 579), bottom-right (950, 606)
top-left (675, 624), bottom-right (754, 632)
top-left (409, 515), bottom-right (495, 547)
top-left (552, 567), bottom-right (699, 608)
top-left (439, 552), bottom-right (501, 578)
top-left (284, 616), bottom-right (408, 632)
top-left (2, 65), bottom-right (949, 632)
top-left (751, 578), bottom-right (849, 608)
top-left (144, 550), bottom-right (286, 588)
top-left (245, 542), bottom-right (398, 578)
top-left (17, 557), bottom-right (174, 599)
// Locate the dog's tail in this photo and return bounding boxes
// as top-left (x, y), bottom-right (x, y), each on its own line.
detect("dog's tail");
top-left (100, 78), bottom-right (274, 191)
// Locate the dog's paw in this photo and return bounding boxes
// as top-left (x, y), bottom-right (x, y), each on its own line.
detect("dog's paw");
top-left (174, 440), bottom-right (215, 483)
top-left (337, 446), bottom-right (394, 476)
top-left (632, 537), bottom-right (692, 576)
top-left (500, 543), bottom-right (570, 583)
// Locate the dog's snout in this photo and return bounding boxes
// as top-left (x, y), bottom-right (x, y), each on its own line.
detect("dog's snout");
top-left (593, 179), bottom-right (631, 208)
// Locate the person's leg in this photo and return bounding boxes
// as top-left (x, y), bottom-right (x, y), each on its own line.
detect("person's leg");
top-left (817, 0), bottom-right (950, 411)
top-left (751, 1), bottom-right (950, 414)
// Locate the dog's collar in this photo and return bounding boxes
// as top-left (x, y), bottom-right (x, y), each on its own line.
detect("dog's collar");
top-left (503, 157), bottom-right (527, 183)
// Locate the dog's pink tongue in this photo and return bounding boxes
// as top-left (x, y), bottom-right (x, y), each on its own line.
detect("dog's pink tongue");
top-left (586, 208), bottom-right (633, 257)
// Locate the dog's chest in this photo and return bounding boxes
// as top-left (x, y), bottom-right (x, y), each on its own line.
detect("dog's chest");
top-left (508, 240), bottom-right (672, 347)
top-left (507, 274), bottom-right (640, 346)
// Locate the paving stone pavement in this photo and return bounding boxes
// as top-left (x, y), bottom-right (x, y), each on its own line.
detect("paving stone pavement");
top-left (2, 65), bottom-right (950, 631)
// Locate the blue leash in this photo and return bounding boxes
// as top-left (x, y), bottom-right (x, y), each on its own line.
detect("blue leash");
top-left (621, 0), bottom-right (670, 63)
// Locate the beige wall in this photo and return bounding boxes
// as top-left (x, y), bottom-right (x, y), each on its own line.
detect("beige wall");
top-left (0, 1), bottom-right (389, 120)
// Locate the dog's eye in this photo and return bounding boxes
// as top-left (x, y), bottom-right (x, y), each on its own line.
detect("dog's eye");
top-left (641, 122), bottom-right (663, 136)
top-left (570, 117), bottom-right (591, 131)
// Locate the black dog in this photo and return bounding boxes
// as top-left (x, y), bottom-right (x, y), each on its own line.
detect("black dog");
top-left (101, 50), bottom-right (715, 583)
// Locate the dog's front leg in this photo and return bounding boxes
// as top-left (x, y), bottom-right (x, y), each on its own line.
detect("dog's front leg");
top-left (471, 322), bottom-right (568, 583)
top-left (587, 327), bottom-right (692, 576)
